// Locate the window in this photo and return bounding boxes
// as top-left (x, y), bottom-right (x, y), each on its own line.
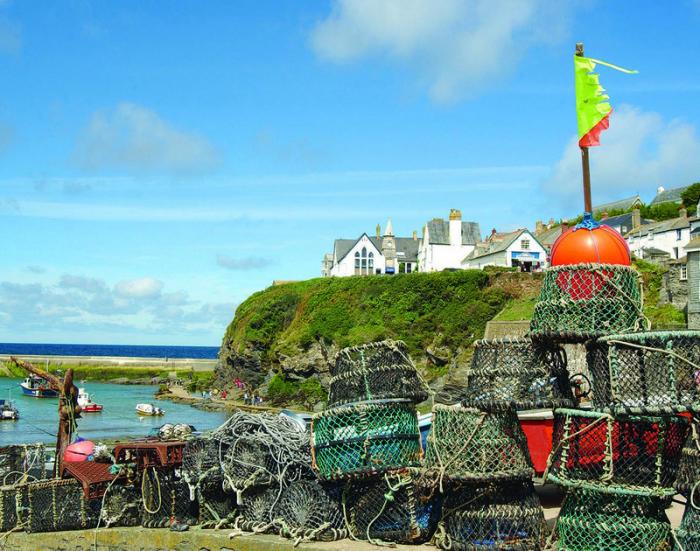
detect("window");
top-left (360, 247), bottom-right (368, 271)
top-left (521, 239), bottom-right (530, 250)
top-left (406, 263), bottom-right (412, 273)
top-left (677, 229), bottom-right (682, 241)
top-left (681, 265), bottom-right (688, 281)
top-left (354, 252), bottom-right (360, 275)
top-left (368, 252), bottom-right (374, 270)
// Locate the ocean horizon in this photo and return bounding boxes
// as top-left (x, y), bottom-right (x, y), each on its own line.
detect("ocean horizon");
top-left (0, 342), bottom-right (220, 360)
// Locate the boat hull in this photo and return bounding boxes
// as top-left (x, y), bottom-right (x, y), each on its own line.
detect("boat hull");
top-left (136, 410), bottom-right (163, 416)
top-left (19, 384), bottom-right (58, 398)
top-left (81, 404), bottom-right (103, 413)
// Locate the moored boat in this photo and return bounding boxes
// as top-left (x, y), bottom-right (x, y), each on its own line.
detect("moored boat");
top-left (135, 403), bottom-right (164, 416)
top-left (0, 400), bottom-right (19, 420)
top-left (77, 388), bottom-right (103, 413)
top-left (19, 375), bottom-right (58, 398)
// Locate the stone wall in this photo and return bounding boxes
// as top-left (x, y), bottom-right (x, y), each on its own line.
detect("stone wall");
top-left (660, 262), bottom-right (688, 311)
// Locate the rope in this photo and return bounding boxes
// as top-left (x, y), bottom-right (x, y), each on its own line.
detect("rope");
top-left (363, 473), bottom-right (411, 547)
top-left (141, 467), bottom-right (162, 515)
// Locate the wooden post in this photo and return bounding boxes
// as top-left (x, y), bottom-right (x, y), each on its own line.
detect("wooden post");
top-left (10, 357), bottom-right (81, 477)
top-left (576, 42), bottom-right (593, 214)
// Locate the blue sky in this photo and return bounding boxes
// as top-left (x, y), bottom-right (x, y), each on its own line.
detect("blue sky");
top-left (1, 0), bottom-right (700, 345)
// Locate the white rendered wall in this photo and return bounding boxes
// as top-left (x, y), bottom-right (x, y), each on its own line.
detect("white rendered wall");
top-left (330, 235), bottom-right (385, 276)
top-left (627, 227), bottom-right (690, 259)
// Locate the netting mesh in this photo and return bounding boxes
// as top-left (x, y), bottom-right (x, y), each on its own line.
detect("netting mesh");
top-left (550, 489), bottom-right (671, 551)
top-left (235, 485), bottom-right (280, 534)
top-left (434, 480), bottom-right (546, 551)
top-left (197, 479), bottom-right (236, 528)
top-left (22, 478), bottom-right (100, 533)
top-left (676, 502), bottom-right (700, 551)
top-left (425, 404), bottom-right (533, 483)
top-left (343, 468), bottom-right (441, 544)
top-left (586, 331), bottom-right (700, 414)
top-left (100, 484), bottom-right (141, 528)
top-left (0, 485), bottom-right (20, 532)
top-left (182, 437), bottom-right (223, 496)
top-left (140, 468), bottom-right (198, 528)
top-left (328, 340), bottom-right (430, 407)
top-left (675, 425), bottom-right (700, 497)
top-left (0, 444), bottom-right (46, 486)
top-left (462, 338), bottom-right (574, 411)
top-left (546, 408), bottom-right (688, 496)
top-left (312, 401), bottom-right (422, 480)
top-left (529, 264), bottom-right (644, 343)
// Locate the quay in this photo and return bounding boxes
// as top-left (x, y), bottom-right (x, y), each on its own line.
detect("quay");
top-left (0, 354), bottom-right (216, 371)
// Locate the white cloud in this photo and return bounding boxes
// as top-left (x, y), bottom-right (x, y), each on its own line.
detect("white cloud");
top-left (74, 102), bottom-right (220, 173)
top-left (542, 105), bottom-right (700, 210)
top-left (114, 277), bottom-right (164, 299)
top-left (310, 0), bottom-right (571, 102)
top-left (216, 255), bottom-right (274, 271)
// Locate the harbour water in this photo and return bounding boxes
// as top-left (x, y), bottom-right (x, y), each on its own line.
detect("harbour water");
top-left (0, 343), bottom-right (219, 359)
top-left (0, 378), bottom-right (228, 445)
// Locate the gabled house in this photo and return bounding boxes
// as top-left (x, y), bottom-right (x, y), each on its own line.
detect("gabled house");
top-left (417, 209), bottom-right (481, 272)
top-left (650, 185), bottom-right (692, 206)
top-left (462, 229), bottom-right (547, 272)
top-left (625, 208), bottom-right (691, 261)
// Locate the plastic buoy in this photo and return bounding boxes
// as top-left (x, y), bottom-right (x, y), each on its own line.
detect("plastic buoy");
top-left (551, 216), bottom-right (630, 267)
top-left (64, 438), bottom-right (95, 462)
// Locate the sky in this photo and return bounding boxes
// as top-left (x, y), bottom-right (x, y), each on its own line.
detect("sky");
top-left (1, 0), bottom-right (700, 346)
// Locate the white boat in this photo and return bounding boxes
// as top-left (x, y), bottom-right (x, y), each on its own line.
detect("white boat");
top-left (77, 388), bottom-right (103, 413)
top-left (136, 403), bottom-right (164, 416)
top-left (0, 400), bottom-right (19, 420)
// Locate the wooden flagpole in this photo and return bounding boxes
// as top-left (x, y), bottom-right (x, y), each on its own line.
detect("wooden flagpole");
top-left (576, 42), bottom-right (593, 214)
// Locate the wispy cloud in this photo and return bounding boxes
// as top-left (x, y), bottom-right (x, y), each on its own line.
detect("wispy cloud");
top-left (74, 102), bottom-right (221, 174)
top-left (216, 255), bottom-right (274, 271)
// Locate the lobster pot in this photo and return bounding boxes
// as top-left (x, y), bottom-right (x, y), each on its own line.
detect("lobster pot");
top-left (463, 337), bottom-right (574, 410)
top-left (236, 486), bottom-right (280, 534)
top-left (529, 264), bottom-right (643, 343)
top-left (551, 489), bottom-right (671, 551)
top-left (586, 331), bottom-right (700, 414)
top-left (674, 430), bottom-right (700, 496)
top-left (328, 340), bottom-right (430, 407)
top-left (547, 408), bottom-right (688, 496)
top-left (311, 401), bottom-right (421, 480)
top-left (21, 478), bottom-right (100, 533)
top-left (275, 480), bottom-right (347, 542)
top-left (0, 485), bottom-right (20, 532)
top-left (425, 404), bottom-right (534, 482)
top-left (141, 469), bottom-right (198, 528)
top-left (434, 480), bottom-right (546, 551)
top-left (343, 468), bottom-right (441, 544)
top-left (101, 484), bottom-right (142, 528)
top-left (0, 444), bottom-right (47, 485)
top-left (676, 501), bottom-right (700, 551)
top-left (182, 437), bottom-right (223, 491)
top-left (197, 480), bottom-right (236, 527)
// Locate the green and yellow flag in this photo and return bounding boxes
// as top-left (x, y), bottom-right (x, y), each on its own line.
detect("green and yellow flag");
top-left (575, 55), bottom-right (637, 147)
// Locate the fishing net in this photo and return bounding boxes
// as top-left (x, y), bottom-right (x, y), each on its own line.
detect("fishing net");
top-left (529, 263), bottom-right (644, 343)
top-left (100, 484), bottom-right (142, 528)
top-left (434, 480), bottom-right (546, 551)
top-left (311, 401), bottom-right (422, 480)
top-left (0, 485), bottom-right (20, 532)
top-left (0, 444), bottom-right (46, 485)
top-left (550, 488), bottom-right (671, 551)
top-left (676, 501), bottom-right (700, 551)
top-left (197, 479), bottom-right (236, 528)
top-left (21, 478), bottom-right (100, 533)
top-left (140, 468), bottom-right (198, 528)
top-left (274, 479), bottom-right (347, 543)
top-left (328, 340), bottom-right (430, 407)
top-left (586, 331), bottom-right (700, 414)
top-left (234, 485), bottom-right (280, 534)
top-left (182, 437), bottom-right (223, 499)
top-left (343, 468), bottom-right (441, 545)
top-left (425, 404), bottom-right (533, 483)
top-left (675, 425), bottom-right (700, 497)
top-left (546, 408), bottom-right (688, 496)
top-left (212, 411), bottom-right (311, 500)
top-left (462, 337), bottom-right (574, 411)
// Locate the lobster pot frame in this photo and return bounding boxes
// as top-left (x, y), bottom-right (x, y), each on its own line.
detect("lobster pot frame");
top-left (182, 437), bottom-right (223, 493)
top-left (141, 469), bottom-right (198, 528)
top-left (0, 445), bottom-right (46, 486)
top-left (328, 340), bottom-right (430, 407)
top-left (101, 484), bottom-right (142, 528)
top-left (236, 486), bottom-right (280, 534)
top-left (529, 263), bottom-right (643, 343)
top-left (463, 337), bottom-right (574, 410)
top-left (675, 428), bottom-right (700, 496)
top-left (434, 480), bottom-right (546, 551)
top-left (546, 408), bottom-right (688, 496)
top-left (676, 501), bottom-right (700, 551)
top-left (0, 485), bottom-right (20, 532)
top-left (586, 331), bottom-right (700, 414)
top-left (311, 401), bottom-right (421, 480)
top-left (343, 468), bottom-right (441, 544)
top-left (197, 479), bottom-right (236, 527)
top-left (551, 489), bottom-right (671, 551)
top-left (21, 478), bottom-right (100, 533)
top-left (425, 404), bottom-right (534, 482)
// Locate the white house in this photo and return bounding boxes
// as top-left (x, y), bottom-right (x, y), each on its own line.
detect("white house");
top-left (417, 209), bottom-right (481, 272)
top-left (625, 208), bottom-right (691, 261)
top-left (462, 229), bottom-right (548, 272)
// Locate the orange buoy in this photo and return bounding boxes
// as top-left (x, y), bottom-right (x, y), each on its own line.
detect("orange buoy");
top-left (551, 217), bottom-right (630, 267)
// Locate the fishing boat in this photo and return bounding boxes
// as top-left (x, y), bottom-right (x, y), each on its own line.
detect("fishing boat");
top-left (135, 403), bottom-right (164, 416)
top-left (0, 400), bottom-right (19, 420)
top-left (77, 388), bottom-right (103, 413)
top-left (20, 375), bottom-right (58, 398)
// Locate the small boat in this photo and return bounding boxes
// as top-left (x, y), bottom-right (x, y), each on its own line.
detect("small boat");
top-left (0, 400), bottom-right (19, 420)
top-left (77, 388), bottom-right (103, 413)
top-left (20, 375), bottom-right (58, 398)
top-left (136, 403), bottom-right (164, 416)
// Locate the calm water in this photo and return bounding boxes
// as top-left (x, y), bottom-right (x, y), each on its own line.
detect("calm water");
top-left (0, 379), bottom-right (228, 445)
top-left (0, 343), bottom-right (219, 359)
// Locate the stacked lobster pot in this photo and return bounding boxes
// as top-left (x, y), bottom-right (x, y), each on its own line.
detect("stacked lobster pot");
top-left (311, 340), bottom-right (438, 545)
top-left (424, 337), bottom-right (566, 550)
top-left (531, 261), bottom-right (696, 550)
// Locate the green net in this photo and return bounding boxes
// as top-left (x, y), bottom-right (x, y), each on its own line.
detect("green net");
top-left (312, 401), bottom-right (422, 480)
top-left (551, 488), bottom-right (671, 551)
top-left (328, 340), bottom-right (430, 407)
top-left (462, 337), bottom-right (574, 411)
top-left (21, 478), bottom-right (100, 533)
top-left (546, 408), bottom-right (688, 496)
top-left (342, 468), bottom-right (441, 545)
top-left (675, 425), bottom-right (700, 497)
top-left (586, 331), bottom-right (700, 414)
top-left (425, 404), bottom-right (533, 483)
top-left (676, 502), bottom-right (700, 551)
top-left (434, 480), bottom-right (546, 551)
top-left (529, 264), bottom-right (644, 343)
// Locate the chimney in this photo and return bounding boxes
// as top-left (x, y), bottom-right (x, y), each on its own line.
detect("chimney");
top-left (679, 204), bottom-right (688, 218)
top-left (632, 207), bottom-right (641, 229)
top-left (376, 223), bottom-right (381, 238)
top-left (548, 217), bottom-right (555, 228)
top-left (449, 209), bottom-right (462, 247)
top-left (561, 220), bottom-right (569, 233)
top-left (535, 220), bottom-right (544, 234)
top-left (412, 230), bottom-right (417, 241)
top-left (601, 212), bottom-right (609, 220)
top-left (490, 228), bottom-right (497, 238)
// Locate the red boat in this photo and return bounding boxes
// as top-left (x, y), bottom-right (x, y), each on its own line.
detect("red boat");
top-left (77, 388), bottom-right (103, 413)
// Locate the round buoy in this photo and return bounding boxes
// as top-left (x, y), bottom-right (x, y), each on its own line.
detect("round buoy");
top-left (64, 438), bottom-right (95, 462)
top-left (551, 222), bottom-right (630, 266)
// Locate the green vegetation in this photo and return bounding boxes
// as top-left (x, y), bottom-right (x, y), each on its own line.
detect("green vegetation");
top-left (681, 183), bottom-right (700, 216)
top-left (267, 374), bottom-right (327, 408)
top-left (493, 296), bottom-right (538, 321)
top-left (632, 258), bottom-right (686, 329)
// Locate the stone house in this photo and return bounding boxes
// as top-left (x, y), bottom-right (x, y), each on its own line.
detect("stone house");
top-left (417, 209), bottom-right (481, 272)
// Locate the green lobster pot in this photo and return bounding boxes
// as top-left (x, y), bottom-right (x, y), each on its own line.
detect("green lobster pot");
top-left (676, 500), bottom-right (700, 551)
top-left (311, 401), bottom-right (421, 480)
top-left (425, 404), bottom-right (534, 482)
top-left (675, 429), bottom-right (700, 497)
top-left (529, 264), bottom-right (644, 343)
top-left (20, 478), bottom-right (101, 533)
top-left (553, 489), bottom-right (671, 551)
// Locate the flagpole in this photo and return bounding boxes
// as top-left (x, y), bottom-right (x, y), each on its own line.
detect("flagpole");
top-left (576, 42), bottom-right (593, 215)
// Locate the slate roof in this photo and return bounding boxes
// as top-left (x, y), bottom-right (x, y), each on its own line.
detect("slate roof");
top-left (426, 219), bottom-right (481, 245)
top-left (535, 225), bottom-right (565, 247)
top-left (593, 195), bottom-right (642, 214)
top-left (463, 229), bottom-right (545, 262)
top-left (601, 212), bottom-right (653, 232)
top-left (641, 246), bottom-right (670, 257)
top-left (685, 237), bottom-right (700, 252)
top-left (624, 216), bottom-right (689, 238)
top-left (650, 185), bottom-right (690, 205)
top-left (333, 234), bottom-right (420, 263)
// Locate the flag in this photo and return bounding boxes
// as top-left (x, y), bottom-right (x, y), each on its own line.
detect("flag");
top-left (575, 55), bottom-right (637, 147)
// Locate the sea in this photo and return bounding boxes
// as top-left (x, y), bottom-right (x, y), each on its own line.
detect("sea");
top-left (0, 342), bottom-right (219, 359)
